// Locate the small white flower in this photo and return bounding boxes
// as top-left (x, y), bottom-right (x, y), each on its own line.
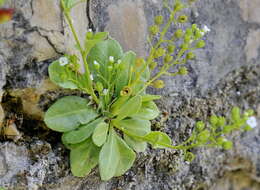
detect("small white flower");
top-left (109, 56), bottom-right (114, 63)
top-left (59, 57), bottom-right (69, 66)
top-left (90, 74), bottom-right (94, 81)
top-left (246, 116), bottom-right (257, 129)
top-left (203, 25), bottom-right (211, 33)
top-left (117, 59), bottom-right (122, 64)
top-left (88, 28), bottom-right (93, 32)
top-left (103, 89), bottom-right (108, 95)
top-left (94, 60), bottom-right (99, 65)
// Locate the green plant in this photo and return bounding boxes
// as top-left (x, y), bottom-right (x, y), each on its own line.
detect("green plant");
top-left (44, 0), bottom-right (256, 180)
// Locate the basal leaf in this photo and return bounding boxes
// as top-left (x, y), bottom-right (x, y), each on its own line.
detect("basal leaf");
top-left (132, 101), bottom-right (160, 120)
top-left (115, 51), bottom-right (136, 96)
top-left (115, 96), bottom-right (142, 121)
top-left (99, 128), bottom-right (136, 180)
top-left (115, 118), bottom-right (151, 136)
top-left (62, 117), bottom-right (104, 144)
top-left (124, 135), bottom-right (147, 153)
top-left (87, 39), bottom-right (123, 88)
top-left (99, 128), bottom-right (119, 180)
top-left (92, 122), bottom-right (109, 147)
top-left (44, 96), bottom-right (98, 132)
top-left (84, 32), bottom-right (109, 55)
top-left (70, 138), bottom-right (100, 177)
top-left (144, 131), bottom-right (172, 148)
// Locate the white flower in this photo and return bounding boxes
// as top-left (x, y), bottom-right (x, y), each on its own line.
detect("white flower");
top-left (117, 59), bottom-right (122, 64)
top-left (103, 89), bottom-right (108, 95)
top-left (203, 25), bottom-right (211, 33)
top-left (94, 60), bottom-right (99, 65)
top-left (88, 28), bottom-right (93, 32)
top-left (246, 116), bottom-right (257, 129)
top-left (90, 74), bottom-right (94, 81)
top-left (59, 57), bottom-right (69, 66)
top-left (109, 56), bottom-right (114, 63)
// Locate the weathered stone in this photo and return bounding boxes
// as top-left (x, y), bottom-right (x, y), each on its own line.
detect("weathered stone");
top-left (239, 0), bottom-right (260, 24)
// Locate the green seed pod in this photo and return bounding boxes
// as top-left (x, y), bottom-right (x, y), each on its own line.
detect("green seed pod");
top-left (210, 115), bottom-right (218, 126)
top-left (95, 82), bottom-right (103, 92)
top-left (167, 45), bottom-right (176, 53)
top-left (197, 130), bottom-right (210, 143)
top-left (181, 43), bottom-right (189, 50)
top-left (178, 15), bottom-right (188, 23)
top-left (149, 25), bottom-right (159, 35)
top-left (154, 48), bottom-right (166, 58)
top-left (194, 29), bottom-right (203, 39)
top-left (185, 28), bottom-right (193, 36)
top-left (152, 80), bottom-right (165, 89)
top-left (222, 125), bottom-right (233, 134)
top-left (155, 15), bottom-right (164, 25)
top-left (192, 24), bottom-right (198, 31)
top-left (196, 121), bottom-right (205, 131)
top-left (186, 52), bottom-right (195, 60)
top-left (178, 67), bottom-right (188, 75)
top-left (174, 29), bottom-right (183, 38)
top-left (196, 40), bottom-right (206, 48)
top-left (216, 137), bottom-right (226, 145)
top-left (164, 54), bottom-right (173, 63)
top-left (217, 116), bottom-right (226, 127)
top-left (231, 106), bottom-right (240, 121)
top-left (184, 35), bottom-right (191, 43)
top-left (174, 2), bottom-right (184, 11)
top-left (149, 61), bottom-right (158, 70)
top-left (222, 141), bottom-right (233, 150)
top-left (120, 86), bottom-right (132, 97)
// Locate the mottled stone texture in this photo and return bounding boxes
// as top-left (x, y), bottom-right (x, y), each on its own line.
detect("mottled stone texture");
top-left (0, 0), bottom-right (260, 189)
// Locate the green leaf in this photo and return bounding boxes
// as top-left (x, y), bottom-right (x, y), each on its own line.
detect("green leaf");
top-left (99, 128), bottom-right (136, 180)
top-left (141, 94), bottom-right (161, 102)
top-left (132, 101), bottom-right (160, 120)
top-left (44, 96), bottom-right (98, 132)
top-left (144, 131), bottom-right (172, 148)
top-left (84, 32), bottom-right (109, 55)
top-left (87, 39), bottom-right (123, 87)
top-left (92, 122), bottom-right (109, 147)
top-left (124, 135), bottom-right (147, 152)
top-left (70, 138), bottom-right (100, 177)
top-left (115, 95), bottom-right (142, 121)
top-left (114, 51), bottom-right (136, 96)
top-left (62, 117), bottom-right (104, 144)
top-left (115, 118), bottom-right (151, 136)
top-left (48, 60), bottom-right (89, 91)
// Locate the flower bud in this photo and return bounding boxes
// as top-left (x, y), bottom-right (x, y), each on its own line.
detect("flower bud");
top-left (231, 107), bottom-right (240, 121)
top-left (120, 86), bottom-right (132, 96)
top-left (210, 115), bottom-right (218, 126)
top-left (167, 45), bottom-right (176, 53)
top-left (95, 82), bottom-right (103, 92)
top-left (197, 130), bottom-right (210, 143)
top-left (217, 116), bottom-right (226, 126)
top-left (149, 61), bottom-right (157, 70)
top-left (181, 43), bottom-right (189, 50)
top-left (244, 109), bottom-right (254, 117)
top-left (196, 121), bottom-right (205, 131)
top-left (109, 56), bottom-right (115, 63)
top-left (216, 137), bottom-right (226, 145)
top-left (93, 60), bottom-right (100, 70)
top-left (154, 48), bottom-right (166, 58)
top-left (196, 40), bottom-right (206, 48)
top-left (184, 35), bottom-right (191, 43)
top-left (186, 52), bottom-right (195, 60)
top-left (222, 141), bottom-right (233, 150)
top-left (178, 67), bottom-right (188, 75)
top-left (174, 29), bottom-right (183, 38)
top-left (149, 25), bottom-right (159, 35)
top-left (174, 2), bottom-right (184, 11)
top-left (222, 125), bottom-right (233, 134)
top-left (192, 24), bottom-right (198, 31)
top-left (152, 80), bottom-right (165, 89)
top-left (178, 15), bottom-right (188, 23)
top-left (164, 54), bottom-right (173, 63)
top-left (154, 15), bottom-right (164, 25)
top-left (185, 28), bottom-right (193, 36)
top-left (194, 29), bottom-right (203, 39)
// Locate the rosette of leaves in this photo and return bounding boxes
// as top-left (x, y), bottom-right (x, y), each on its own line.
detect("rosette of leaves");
top-left (44, 32), bottom-right (173, 180)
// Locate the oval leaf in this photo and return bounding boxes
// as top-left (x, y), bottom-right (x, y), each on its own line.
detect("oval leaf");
top-left (62, 117), bottom-right (104, 144)
top-left (124, 135), bottom-right (147, 153)
top-left (92, 122), bottom-right (109, 147)
top-left (144, 131), bottom-right (172, 148)
top-left (132, 101), bottom-right (160, 120)
top-left (44, 96), bottom-right (98, 132)
top-left (115, 95), bottom-right (142, 121)
top-left (70, 138), bottom-right (100, 177)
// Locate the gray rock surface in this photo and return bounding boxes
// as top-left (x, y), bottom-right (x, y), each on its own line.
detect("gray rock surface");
top-left (0, 0), bottom-right (259, 189)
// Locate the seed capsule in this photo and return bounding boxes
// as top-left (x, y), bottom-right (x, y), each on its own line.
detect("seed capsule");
top-left (178, 15), bottom-right (188, 23)
top-left (152, 80), bottom-right (165, 89)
